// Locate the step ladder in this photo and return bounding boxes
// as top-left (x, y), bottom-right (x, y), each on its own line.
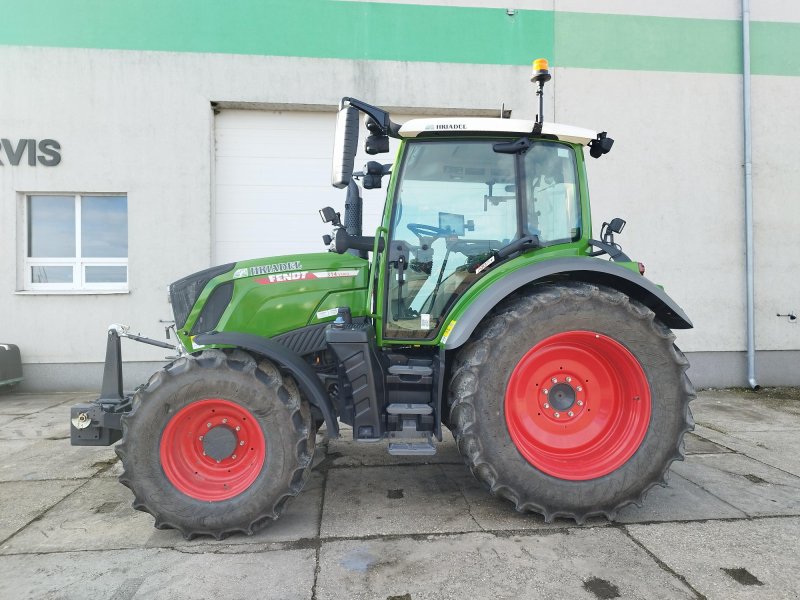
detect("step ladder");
top-left (386, 402), bottom-right (436, 456)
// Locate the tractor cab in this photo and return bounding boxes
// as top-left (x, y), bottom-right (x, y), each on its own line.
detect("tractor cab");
top-left (323, 80), bottom-right (614, 346)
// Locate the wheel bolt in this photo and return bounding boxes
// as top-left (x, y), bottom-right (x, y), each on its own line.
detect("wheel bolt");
top-left (576, 386), bottom-right (583, 392)
top-left (222, 418), bottom-right (228, 424)
top-left (566, 376), bottom-right (572, 383)
top-left (577, 400), bottom-right (584, 406)
top-left (239, 440), bottom-right (245, 446)
top-left (207, 422), bottom-right (212, 428)
top-left (568, 411), bottom-right (574, 417)
top-left (198, 435), bottom-right (204, 440)
top-left (543, 388), bottom-right (549, 395)
top-left (543, 403), bottom-right (550, 409)
top-left (231, 454), bottom-right (237, 459)
top-left (235, 426), bottom-right (241, 431)
top-left (202, 451), bottom-right (206, 456)
top-left (551, 377), bottom-right (558, 384)
top-left (554, 412), bottom-right (560, 418)
top-left (216, 459), bottom-right (220, 464)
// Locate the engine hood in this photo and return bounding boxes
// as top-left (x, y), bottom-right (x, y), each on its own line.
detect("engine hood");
top-left (176, 252), bottom-right (370, 353)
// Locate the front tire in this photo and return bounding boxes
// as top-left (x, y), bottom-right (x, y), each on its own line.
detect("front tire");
top-left (448, 282), bottom-right (694, 522)
top-left (116, 349), bottom-right (314, 539)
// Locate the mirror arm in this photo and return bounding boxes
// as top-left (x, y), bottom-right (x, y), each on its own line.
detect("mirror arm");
top-left (341, 97), bottom-right (402, 138)
top-left (587, 239), bottom-right (631, 262)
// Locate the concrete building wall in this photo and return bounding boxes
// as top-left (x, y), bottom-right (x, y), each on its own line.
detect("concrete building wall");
top-left (1, 1), bottom-right (798, 390)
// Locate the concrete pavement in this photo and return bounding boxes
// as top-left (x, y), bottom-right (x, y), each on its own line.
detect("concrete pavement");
top-left (0, 389), bottom-right (799, 599)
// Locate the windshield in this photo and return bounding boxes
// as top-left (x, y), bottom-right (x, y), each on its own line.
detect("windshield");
top-left (384, 139), bottom-right (580, 340)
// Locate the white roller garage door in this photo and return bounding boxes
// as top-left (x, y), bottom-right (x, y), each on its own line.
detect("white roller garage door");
top-left (214, 109), bottom-right (420, 264)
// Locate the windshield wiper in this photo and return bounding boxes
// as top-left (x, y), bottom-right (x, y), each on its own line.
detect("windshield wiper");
top-left (493, 137), bottom-right (532, 154)
top-left (472, 235), bottom-right (540, 275)
top-left (496, 234), bottom-right (540, 259)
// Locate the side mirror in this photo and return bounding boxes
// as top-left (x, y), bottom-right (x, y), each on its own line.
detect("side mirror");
top-left (331, 104), bottom-right (360, 189)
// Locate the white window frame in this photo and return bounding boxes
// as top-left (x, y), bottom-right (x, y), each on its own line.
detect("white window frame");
top-left (23, 193), bottom-right (128, 293)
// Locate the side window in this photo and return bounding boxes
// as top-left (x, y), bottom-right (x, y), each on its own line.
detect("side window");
top-left (524, 145), bottom-right (580, 244)
top-left (23, 194), bottom-right (128, 292)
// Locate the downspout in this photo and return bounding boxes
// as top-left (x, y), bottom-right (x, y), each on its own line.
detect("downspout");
top-left (742, 0), bottom-right (759, 389)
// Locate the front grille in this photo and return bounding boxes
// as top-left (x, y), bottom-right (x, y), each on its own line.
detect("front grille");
top-left (190, 281), bottom-right (234, 335)
top-left (169, 263), bottom-right (234, 329)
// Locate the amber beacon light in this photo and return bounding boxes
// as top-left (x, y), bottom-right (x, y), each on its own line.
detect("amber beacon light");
top-left (531, 58), bottom-right (551, 82)
top-left (531, 58), bottom-right (552, 123)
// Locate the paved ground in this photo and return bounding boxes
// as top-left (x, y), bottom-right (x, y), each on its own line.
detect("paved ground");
top-left (0, 388), bottom-right (799, 599)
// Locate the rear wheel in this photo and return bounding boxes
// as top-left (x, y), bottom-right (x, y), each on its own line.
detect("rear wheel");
top-left (116, 349), bottom-right (314, 539)
top-left (448, 282), bottom-right (694, 522)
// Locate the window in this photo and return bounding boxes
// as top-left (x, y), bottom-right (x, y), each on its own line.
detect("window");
top-left (23, 194), bottom-right (128, 291)
top-left (524, 144), bottom-right (580, 244)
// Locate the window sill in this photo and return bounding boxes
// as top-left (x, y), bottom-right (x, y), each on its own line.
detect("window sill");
top-left (15, 290), bottom-right (130, 296)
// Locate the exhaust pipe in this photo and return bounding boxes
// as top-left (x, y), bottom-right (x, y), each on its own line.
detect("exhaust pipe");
top-left (344, 180), bottom-right (367, 258)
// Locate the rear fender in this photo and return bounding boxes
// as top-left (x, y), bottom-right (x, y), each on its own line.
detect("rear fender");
top-left (194, 331), bottom-right (339, 437)
top-left (444, 257), bottom-right (692, 350)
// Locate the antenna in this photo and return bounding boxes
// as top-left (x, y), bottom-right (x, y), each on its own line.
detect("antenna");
top-left (531, 58), bottom-right (552, 123)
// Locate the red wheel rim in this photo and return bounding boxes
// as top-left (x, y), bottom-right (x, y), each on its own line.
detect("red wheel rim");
top-left (159, 399), bottom-right (266, 501)
top-left (505, 331), bottom-right (651, 480)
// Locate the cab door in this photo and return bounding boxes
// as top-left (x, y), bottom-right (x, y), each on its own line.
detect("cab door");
top-left (380, 139), bottom-right (519, 342)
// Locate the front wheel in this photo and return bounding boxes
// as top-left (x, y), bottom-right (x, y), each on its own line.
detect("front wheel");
top-left (448, 282), bottom-right (694, 522)
top-left (116, 349), bottom-right (315, 539)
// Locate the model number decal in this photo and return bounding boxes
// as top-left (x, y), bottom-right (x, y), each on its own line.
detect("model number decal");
top-left (255, 270), bottom-right (359, 285)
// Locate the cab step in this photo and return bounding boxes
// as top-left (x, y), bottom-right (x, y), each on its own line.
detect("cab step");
top-left (388, 434), bottom-right (436, 456)
top-left (386, 403), bottom-right (433, 415)
top-left (388, 364), bottom-right (433, 377)
top-left (386, 401), bottom-right (436, 455)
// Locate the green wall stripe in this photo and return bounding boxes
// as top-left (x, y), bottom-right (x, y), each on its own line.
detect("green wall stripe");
top-left (0, 0), bottom-right (553, 66)
top-left (750, 21), bottom-right (800, 77)
top-left (554, 12), bottom-right (741, 75)
top-left (0, 1), bottom-right (798, 76)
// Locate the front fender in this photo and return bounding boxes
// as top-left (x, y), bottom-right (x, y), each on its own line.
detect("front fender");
top-left (194, 331), bottom-right (339, 437)
top-left (444, 257), bottom-right (692, 350)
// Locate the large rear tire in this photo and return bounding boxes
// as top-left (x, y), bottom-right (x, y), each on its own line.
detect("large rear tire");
top-left (448, 282), bottom-right (694, 522)
top-left (116, 349), bottom-right (315, 539)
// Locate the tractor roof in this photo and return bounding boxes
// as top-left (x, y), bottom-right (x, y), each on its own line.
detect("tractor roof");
top-left (398, 117), bottom-right (597, 146)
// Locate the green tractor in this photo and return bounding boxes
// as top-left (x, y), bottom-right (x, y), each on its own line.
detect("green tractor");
top-left (70, 60), bottom-right (694, 538)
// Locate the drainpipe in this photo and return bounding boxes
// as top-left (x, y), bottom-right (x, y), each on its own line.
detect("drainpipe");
top-left (742, 0), bottom-right (759, 389)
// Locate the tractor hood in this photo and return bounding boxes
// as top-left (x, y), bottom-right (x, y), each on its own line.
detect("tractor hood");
top-left (173, 252), bottom-right (370, 353)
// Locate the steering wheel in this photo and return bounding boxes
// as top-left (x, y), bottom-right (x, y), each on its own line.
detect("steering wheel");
top-left (407, 223), bottom-right (448, 240)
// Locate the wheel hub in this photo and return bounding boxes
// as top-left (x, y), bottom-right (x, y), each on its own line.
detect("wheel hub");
top-left (202, 425), bottom-right (237, 461)
top-left (546, 382), bottom-right (576, 411)
top-left (540, 375), bottom-right (585, 421)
